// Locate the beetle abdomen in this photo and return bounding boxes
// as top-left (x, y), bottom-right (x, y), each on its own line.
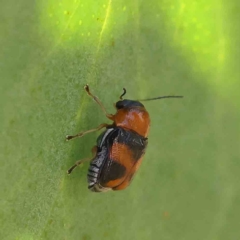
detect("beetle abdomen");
top-left (87, 128), bottom-right (116, 192)
top-left (87, 145), bottom-right (109, 192)
top-left (87, 127), bottom-right (148, 192)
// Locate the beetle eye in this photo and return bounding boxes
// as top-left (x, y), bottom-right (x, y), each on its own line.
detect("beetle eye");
top-left (116, 101), bottom-right (124, 109)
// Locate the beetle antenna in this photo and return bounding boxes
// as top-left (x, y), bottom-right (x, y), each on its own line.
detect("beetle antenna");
top-left (139, 95), bottom-right (183, 101)
top-left (120, 88), bottom-right (127, 99)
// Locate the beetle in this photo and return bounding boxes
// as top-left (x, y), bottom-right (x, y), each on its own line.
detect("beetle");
top-left (66, 85), bottom-right (182, 192)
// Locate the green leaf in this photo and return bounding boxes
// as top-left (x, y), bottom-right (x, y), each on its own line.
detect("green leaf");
top-left (1, 0), bottom-right (239, 240)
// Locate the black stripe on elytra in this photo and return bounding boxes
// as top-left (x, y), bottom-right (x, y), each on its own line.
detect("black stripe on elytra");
top-left (107, 128), bottom-right (148, 161)
top-left (100, 160), bottom-right (127, 185)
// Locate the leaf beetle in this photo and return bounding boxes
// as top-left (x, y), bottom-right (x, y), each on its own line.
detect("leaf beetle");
top-left (66, 85), bottom-right (182, 192)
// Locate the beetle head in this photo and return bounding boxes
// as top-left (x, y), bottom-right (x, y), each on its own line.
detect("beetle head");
top-left (116, 99), bottom-right (144, 109)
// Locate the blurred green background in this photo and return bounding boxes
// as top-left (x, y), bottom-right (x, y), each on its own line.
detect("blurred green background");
top-left (0, 0), bottom-right (239, 239)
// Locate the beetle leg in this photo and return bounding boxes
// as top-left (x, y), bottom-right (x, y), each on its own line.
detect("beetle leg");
top-left (67, 146), bottom-right (98, 174)
top-left (84, 84), bottom-right (114, 120)
top-left (66, 123), bottom-right (108, 141)
top-left (67, 157), bottom-right (91, 174)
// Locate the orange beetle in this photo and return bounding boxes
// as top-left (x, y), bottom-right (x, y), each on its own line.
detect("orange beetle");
top-left (66, 85), bottom-right (182, 192)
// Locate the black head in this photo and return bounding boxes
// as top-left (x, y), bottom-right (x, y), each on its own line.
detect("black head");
top-left (116, 99), bottom-right (144, 109)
